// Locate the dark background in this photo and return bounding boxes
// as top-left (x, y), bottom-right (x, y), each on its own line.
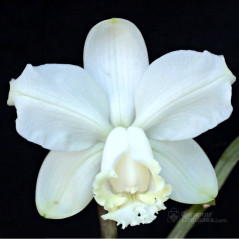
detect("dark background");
top-left (1, 0), bottom-right (239, 237)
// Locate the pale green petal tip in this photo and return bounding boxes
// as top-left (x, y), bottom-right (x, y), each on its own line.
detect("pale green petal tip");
top-left (205, 199), bottom-right (216, 206)
top-left (109, 18), bottom-right (120, 24)
top-left (37, 201), bottom-right (58, 219)
top-left (38, 208), bottom-right (58, 219)
top-left (202, 191), bottom-right (218, 204)
top-left (7, 79), bottom-right (16, 106)
top-left (37, 206), bottom-right (50, 219)
top-left (41, 212), bottom-right (47, 218)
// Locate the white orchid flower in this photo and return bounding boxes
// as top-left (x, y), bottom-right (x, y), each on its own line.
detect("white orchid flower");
top-left (8, 18), bottom-right (235, 228)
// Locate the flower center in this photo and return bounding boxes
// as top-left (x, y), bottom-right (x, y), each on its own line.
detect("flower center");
top-left (109, 150), bottom-right (150, 194)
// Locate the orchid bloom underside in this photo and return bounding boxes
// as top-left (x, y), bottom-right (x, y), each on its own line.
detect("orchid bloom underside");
top-left (8, 18), bottom-right (235, 228)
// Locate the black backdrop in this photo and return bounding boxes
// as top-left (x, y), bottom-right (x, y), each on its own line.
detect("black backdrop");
top-left (1, 0), bottom-right (239, 238)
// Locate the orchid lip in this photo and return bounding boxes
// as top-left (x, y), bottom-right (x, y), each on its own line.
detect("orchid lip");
top-left (93, 127), bottom-right (172, 228)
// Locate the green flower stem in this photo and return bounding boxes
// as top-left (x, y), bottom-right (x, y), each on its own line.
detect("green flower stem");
top-left (214, 137), bottom-right (239, 189)
top-left (97, 205), bottom-right (118, 238)
top-left (168, 136), bottom-right (239, 238)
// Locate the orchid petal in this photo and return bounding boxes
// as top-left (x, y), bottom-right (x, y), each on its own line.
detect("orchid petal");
top-left (36, 143), bottom-right (104, 219)
top-left (84, 18), bottom-right (149, 127)
top-left (134, 50), bottom-right (235, 140)
top-left (150, 139), bottom-right (218, 204)
top-left (8, 64), bottom-right (112, 151)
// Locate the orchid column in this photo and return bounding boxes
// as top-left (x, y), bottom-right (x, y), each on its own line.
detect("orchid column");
top-left (8, 18), bottom-right (235, 228)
